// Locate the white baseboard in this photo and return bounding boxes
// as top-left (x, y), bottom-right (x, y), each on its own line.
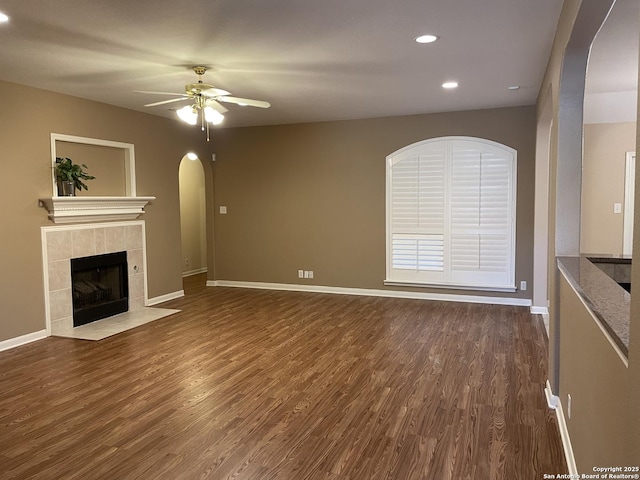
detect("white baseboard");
top-left (545, 381), bottom-right (578, 475)
top-left (182, 268), bottom-right (207, 278)
top-left (208, 280), bottom-right (532, 307)
top-left (531, 306), bottom-right (550, 337)
top-left (530, 306), bottom-right (549, 315)
top-left (147, 290), bottom-right (184, 306)
top-left (0, 329), bottom-right (48, 352)
top-left (545, 380), bottom-right (559, 409)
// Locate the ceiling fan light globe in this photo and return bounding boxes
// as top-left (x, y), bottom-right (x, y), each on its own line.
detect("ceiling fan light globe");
top-left (204, 106), bottom-right (224, 125)
top-left (177, 105), bottom-right (198, 125)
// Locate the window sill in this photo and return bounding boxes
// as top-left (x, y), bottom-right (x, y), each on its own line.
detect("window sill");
top-left (384, 280), bottom-right (517, 293)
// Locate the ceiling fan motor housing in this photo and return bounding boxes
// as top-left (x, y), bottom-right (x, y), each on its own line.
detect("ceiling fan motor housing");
top-left (192, 66), bottom-right (207, 76)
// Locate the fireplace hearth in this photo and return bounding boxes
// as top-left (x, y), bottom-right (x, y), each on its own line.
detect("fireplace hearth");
top-left (71, 251), bottom-right (129, 327)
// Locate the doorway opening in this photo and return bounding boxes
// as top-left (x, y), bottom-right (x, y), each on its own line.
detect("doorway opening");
top-left (179, 153), bottom-right (207, 290)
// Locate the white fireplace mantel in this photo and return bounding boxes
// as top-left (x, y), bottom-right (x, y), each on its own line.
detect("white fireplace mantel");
top-left (39, 196), bottom-right (156, 224)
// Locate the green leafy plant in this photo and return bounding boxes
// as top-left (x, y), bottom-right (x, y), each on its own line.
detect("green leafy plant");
top-left (55, 157), bottom-right (95, 192)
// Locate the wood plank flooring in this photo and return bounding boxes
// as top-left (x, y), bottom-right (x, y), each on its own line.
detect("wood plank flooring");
top-left (0, 275), bottom-right (566, 479)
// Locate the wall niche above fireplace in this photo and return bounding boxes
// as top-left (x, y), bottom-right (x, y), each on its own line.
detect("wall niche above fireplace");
top-left (39, 134), bottom-right (155, 224)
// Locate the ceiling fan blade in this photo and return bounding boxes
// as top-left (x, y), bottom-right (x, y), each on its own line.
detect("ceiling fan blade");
top-left (135, 90), bottom-right (188, 97)
top-left (205, 99), bottom-right (229, 114)
top-left (217, 96), bottom-right (271, 108)
top-left (202, 87), bottom-right (231, 97)
top-left (144, 97), bottom-right (189, 107)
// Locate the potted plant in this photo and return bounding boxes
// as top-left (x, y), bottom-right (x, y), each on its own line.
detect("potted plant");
top-left (55, 157), bottom-right (95, 196)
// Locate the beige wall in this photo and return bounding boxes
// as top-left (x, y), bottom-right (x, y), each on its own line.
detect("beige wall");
top-left (581, 122), bottom-right (637, 254)
top-left (0, 79), bottom-right (213, 343)
top-left (558, 274), bottom-right (628, 471)
top-left (179, 156), bottom-right (207, 275)
top-left (538, 0), bottom-right (640, 466)
top-left (55, 141), bottom-right (127, 196)
top-left (629, 77), bottom-right (640, 461)
top-left (211, 106), bottom-right (536, 299)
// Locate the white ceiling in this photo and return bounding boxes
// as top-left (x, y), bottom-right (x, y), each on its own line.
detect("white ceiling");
top-left (584, 0), bottom-right (639, 124)
top-left (0, 0), bottom-right (569, 128)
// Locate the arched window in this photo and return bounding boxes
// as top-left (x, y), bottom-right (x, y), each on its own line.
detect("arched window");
top-left (385, 136), bottom-right (516, 291)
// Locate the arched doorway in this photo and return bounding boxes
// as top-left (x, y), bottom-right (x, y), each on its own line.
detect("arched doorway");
top-left (179, 153), bottom-right (207, 289)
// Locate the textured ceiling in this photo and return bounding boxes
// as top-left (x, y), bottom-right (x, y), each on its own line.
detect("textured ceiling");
top-left (0, 0), bottom-right (573, 128)
top-left (587, 0), bottom-right (638, 94)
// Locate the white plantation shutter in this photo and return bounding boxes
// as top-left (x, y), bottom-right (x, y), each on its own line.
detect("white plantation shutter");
top-left (386, 137), bottom-right (516, 290)
top-left (391, 235), bottom-right (444, 271)
top-left (389, 143), bottom-right (446, 283)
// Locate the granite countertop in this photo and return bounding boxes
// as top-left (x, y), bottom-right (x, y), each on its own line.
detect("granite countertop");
top-left (557, 256), bottom-right (630, 356)
top-left (583, 253), bottom-right (632, 264)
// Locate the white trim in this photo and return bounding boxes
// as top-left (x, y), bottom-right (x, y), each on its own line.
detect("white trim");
top-left (0, 330), bottom-right (48, 352)
top-left (209, 280), bottom-right (532, 306)
top-left (41, 220), bottom-right (150, 335)
top-left (41, 227), bottom-right (52, 336)
top-left (39, 196), bottom-right (155, 224)
top-left (147, 290), bottom-right (184, 306)
top-left (41, 220), bottom-right (146, 232)
top-left (545, 381), bottom-right (578, 476)
top-left (530, 306), bottom-right (549, 315)
top-left (386, 136), bottom-right (517, 291)
top-left (384, 280), bottom-right (517, 293)
top-left (623, 152), bottom-right (635, 256)
top-left (531, 306), bottom-right (550, 336)
top-left (183, 268), bottom-right (208, 278)
top-left (544, 380), bottom-right (559, 409)
top-left (51, 133), bottom-right (137, 196)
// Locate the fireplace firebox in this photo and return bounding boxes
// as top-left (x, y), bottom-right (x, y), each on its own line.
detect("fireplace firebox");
top-left (71, 251), bottom-right (129, 327)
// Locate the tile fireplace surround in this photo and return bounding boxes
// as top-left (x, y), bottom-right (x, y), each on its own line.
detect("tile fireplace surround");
top-left (41, 221), bottom-right (148, 336)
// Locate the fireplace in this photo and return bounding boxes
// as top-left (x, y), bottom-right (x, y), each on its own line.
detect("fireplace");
top-left (71, 251), bottom-right (129, 327)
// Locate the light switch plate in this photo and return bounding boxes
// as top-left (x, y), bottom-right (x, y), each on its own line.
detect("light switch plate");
top-left (614, 203), bottom-right (622, 214)
top-left (219, 206), bottom-right (227, 214)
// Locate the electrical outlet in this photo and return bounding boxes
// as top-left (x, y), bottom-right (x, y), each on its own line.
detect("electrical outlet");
top-left (614, 203), bottom-right (622, 214)
top-left (219, 206), bottom-right (227, 214)
top-left (298, 270), bottom-right (304, 278)
top-left (567, 394), bottom-right (572, 419)
top-left (308, 271), bottom-right (314, 279)
top-left (520, 280), bottom-right (527, 291)
top-left (184, 258), bottom-right (190, 267)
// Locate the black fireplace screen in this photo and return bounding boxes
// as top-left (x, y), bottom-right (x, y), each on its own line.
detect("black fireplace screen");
top-left (71, 251), bottom-right (129, 327)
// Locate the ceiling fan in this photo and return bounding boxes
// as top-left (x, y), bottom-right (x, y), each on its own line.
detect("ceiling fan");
top-left (136, 66), bottom-right (270, 140)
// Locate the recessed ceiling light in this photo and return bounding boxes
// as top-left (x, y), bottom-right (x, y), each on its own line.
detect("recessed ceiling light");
top-left (442, 81), bottom-right (459, 89)
top-left (0, 12), bottom-right (9, 23)
top-left (508, 85), bottom-right (521, 90)
top-left (415, 34), bottom-right (439, 44)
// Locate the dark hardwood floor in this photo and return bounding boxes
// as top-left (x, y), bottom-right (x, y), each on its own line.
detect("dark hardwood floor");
top-left (0, 275), bottom-right (566, 479)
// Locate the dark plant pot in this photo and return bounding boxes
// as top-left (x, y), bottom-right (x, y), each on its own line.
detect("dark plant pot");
top-left (58, 181), bottom-right (76, 196)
